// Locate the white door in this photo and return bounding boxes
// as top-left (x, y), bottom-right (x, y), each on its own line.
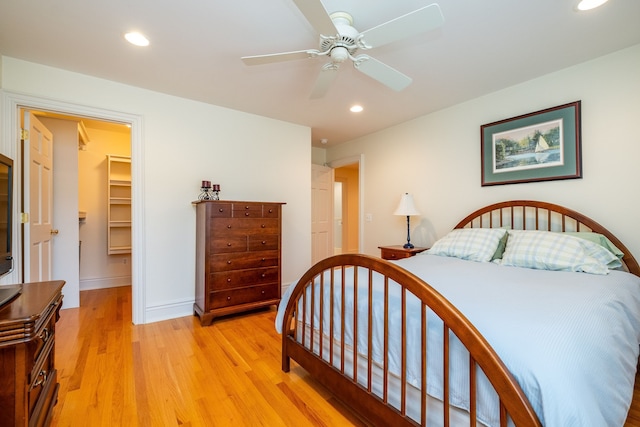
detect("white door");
top-left (311, 164), bottom-right (333, 264)
top-left (23, 112), bottom-right (55, 282)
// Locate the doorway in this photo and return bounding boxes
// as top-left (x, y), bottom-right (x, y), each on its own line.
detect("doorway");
top-left (329, 155), bottom-right (363, 255)
top-left (4, 91), bottom-right (145, 323)
top-left (23, 110), bottom-right (132, 307)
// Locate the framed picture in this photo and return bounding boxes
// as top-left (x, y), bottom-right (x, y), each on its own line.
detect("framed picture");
top-left (481, 101), bottom-right (581, 186)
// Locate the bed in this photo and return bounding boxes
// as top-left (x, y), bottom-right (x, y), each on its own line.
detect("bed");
top-left (276, 200), bottom-right (640, 426)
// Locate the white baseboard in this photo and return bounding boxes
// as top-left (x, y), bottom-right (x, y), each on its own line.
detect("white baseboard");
top-left (80, 275), bottom-right (132, 291)
top-left (145, 299), bottom-right (195, 324)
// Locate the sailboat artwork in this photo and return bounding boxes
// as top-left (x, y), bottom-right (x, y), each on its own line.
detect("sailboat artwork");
top-left (492, 120), bottom-right (563, 173)
top-left (481, 101), bottom-right (581, 186)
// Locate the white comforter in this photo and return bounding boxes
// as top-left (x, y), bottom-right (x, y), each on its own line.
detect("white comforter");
top-left (276, 254), bottom-right (640, 426)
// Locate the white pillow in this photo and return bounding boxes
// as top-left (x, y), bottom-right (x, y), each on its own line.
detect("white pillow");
top-left (500, 230), bottom-right (620, 275)
top-left (426, 228), bottom-right (508, 262)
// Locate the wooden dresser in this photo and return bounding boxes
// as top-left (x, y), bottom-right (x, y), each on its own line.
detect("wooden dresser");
top-left (0, 280), bottom-right (65, 427)
top-left (193, 200), bottom-right (284, 325)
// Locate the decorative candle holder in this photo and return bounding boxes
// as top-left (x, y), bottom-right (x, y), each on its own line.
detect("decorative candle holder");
top-left (198, 181), bottom-right (220, 200)
top-left (199, 180), bottom-right (213, 200)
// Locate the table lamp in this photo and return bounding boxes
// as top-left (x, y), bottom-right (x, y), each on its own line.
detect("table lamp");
top-left (394, 193), bottom-right (420, 249)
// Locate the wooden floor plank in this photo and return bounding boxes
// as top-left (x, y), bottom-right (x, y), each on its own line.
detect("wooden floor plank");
top-left (51, 286), bottom-right (640, 426)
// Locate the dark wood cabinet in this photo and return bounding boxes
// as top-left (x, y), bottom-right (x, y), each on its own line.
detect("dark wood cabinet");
top-left (193, 200), bottom-right (284, 325)
top-left (0, 280), bottom-right (65, 427)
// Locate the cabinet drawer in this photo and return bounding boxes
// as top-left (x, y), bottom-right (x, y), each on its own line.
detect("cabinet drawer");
top-left (210, 236), bottom-right (247, 253)
top-left (210, 267), bottom-right (279, 290)
top-left (232, 204), bottom-right (262, 218)
top-left (209, 203), bottom-right (232, 218)
top-left (211, 284), bottom-right (280, 309)
top-left (263, 204), bottom-right (280, 218)
top-left (210, 218), bottom-right (279, 234)
top-left (248, 234), bottom-right (279, 251)
top-left (209, 251), bottom-right (279, 271)
top-left (28, 338), bottom-right (56, 420)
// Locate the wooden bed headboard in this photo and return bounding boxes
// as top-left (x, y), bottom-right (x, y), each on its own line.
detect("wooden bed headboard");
top-left (453, 200), bottom-right (640, 276)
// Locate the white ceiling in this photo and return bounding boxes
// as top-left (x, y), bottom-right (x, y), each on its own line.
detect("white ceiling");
top-left (1, 1), bottom-right (638, 147)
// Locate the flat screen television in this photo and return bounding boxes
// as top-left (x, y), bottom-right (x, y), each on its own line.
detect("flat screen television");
top-left (0, 153), bottom-right (13, 277)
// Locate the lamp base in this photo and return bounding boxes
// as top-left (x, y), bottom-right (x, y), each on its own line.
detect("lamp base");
top-left (403, 242), bottom-right (414, 249)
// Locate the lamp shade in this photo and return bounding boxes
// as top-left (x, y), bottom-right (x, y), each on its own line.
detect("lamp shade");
top-left (393, 193), bottom-right (420, 216)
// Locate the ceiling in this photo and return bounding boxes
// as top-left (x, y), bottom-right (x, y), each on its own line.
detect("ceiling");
top-left (1, 1), bottom-right (638, 147)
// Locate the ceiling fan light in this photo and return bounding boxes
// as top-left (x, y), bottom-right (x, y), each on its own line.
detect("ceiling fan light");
top-left (330, 46), bottom-right (349, 63)
top-left (576, 0), bottom-right (609, 10)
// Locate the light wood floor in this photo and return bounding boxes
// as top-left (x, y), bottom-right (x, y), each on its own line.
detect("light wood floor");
top-left (52, 286), bottom-right (640, 426)
top-left (51, 286), bottom-right (366, 426)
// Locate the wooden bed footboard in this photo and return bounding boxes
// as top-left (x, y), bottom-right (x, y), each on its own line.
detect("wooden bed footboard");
top-left (280, 253), bottom-right (541, 427)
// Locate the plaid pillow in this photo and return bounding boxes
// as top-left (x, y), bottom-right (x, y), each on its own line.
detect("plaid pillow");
top-left (426, 228), bottom-right (508, 262)
top-left (500, 230), bottom-right (619, 275)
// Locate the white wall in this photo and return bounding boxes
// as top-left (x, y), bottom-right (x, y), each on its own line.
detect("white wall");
top-left (0, 56), bottom-right (312, 323)
top-left (326, 44), bottom-right (640, 261)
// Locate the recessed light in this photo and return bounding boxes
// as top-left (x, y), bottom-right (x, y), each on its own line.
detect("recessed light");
top-left (350, 105), bottom-right (363, 113)
top-left (124, 32), bottom-right (150, 47)
top-left (576, 0), bottom-right (609, 11)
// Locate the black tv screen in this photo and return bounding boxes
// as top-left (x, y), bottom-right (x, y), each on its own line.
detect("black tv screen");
top-left (0, 153), bottom-right (13, 277)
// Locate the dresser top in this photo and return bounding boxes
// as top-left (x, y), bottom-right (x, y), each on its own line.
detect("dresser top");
top-left (0, 281), bottom-right (65, 344)
top-left (192, 200), bottom-right (286, 205)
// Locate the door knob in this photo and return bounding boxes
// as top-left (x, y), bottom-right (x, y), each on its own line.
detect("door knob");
top-left (50, 229), bottom-right (59, 235)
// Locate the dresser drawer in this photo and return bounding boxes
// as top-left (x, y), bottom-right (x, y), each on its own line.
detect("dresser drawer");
top-left (209, 203), bottom-right (232, 218)
top-left (28, 334), bottom-right (56, 421)
top-left (210, 218), bottom-right (279, 235)
top-left (248, 234), bottom-right (279, 251)
top-left (263, 204), bottom-right (281, 218)
top-left (232, 204), bottom-right (262, 218)
top-left (210, 267), bottom-right (279, 290)
top-left (210, 251), bottom-right (279, 271)
top-left (211, 284), bottom-right (280, 309)
top-left (210, 236), bottom-right (248, 253)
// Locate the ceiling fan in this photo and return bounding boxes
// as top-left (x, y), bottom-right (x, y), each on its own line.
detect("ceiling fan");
top-left (241, 1), bottom-right (444, 99)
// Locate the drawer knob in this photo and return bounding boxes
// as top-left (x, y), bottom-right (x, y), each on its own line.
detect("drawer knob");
top-left (33, 370), bottom-right (48, 387)
top-left (268, 209), bottom-right (273, 213)
top-left (227, 242), bottom-right (232, 247)
top-left (261, 224), bottom-right (266, 228)
top-left (261, 258), bottom-right (266, 262)
top-left (40, 327), bottom-right (50, 343)
top-left (227, 225), bottom-right (231, 229)
top-left (245, 212), bottom-right (250, 216)
top-left (261, 240), bottom-right (266, 245)
top-left (219, 208), bottom-right (224, 212)
top-left (227, 260), bottom-right (232, 265)
top-left (227, 278), bottom-right (232, 282)
top-left (245, 206), bottom-right (250, 209)
top-left (227, 296), bottom-right (231, 301)
top-left (261, 274), bottom-right (266, 278)
top-left (261, 290), bottom-right (265, 295)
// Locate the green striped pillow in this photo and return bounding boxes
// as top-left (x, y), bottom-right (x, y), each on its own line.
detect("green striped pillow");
top-left (427, 228), bottom-right (508, 262)
top-left (500, 230), bottom-right (620, 275)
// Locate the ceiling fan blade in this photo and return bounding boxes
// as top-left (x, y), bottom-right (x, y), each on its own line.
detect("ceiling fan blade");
top-left (360, 4), bottom-right (444, 48)
top-left (353, 55), bottom-right (412, 91)
top-left (310, 65), bottom-right (339, 99)
top-left (291, 0), bottom-right (338, 36)
top-left (241, 49), bottom-right (320, 66)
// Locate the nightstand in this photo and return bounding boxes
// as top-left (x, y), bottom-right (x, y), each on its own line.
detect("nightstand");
top-left (378, 245), bottom-right (428, 260)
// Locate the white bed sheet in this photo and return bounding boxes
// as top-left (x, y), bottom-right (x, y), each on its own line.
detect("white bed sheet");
top-left (276, 254), bottom-right (640, 426)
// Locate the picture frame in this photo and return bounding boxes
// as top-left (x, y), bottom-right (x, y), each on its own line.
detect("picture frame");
top-left (481, 101), bottom-right (582, 186)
